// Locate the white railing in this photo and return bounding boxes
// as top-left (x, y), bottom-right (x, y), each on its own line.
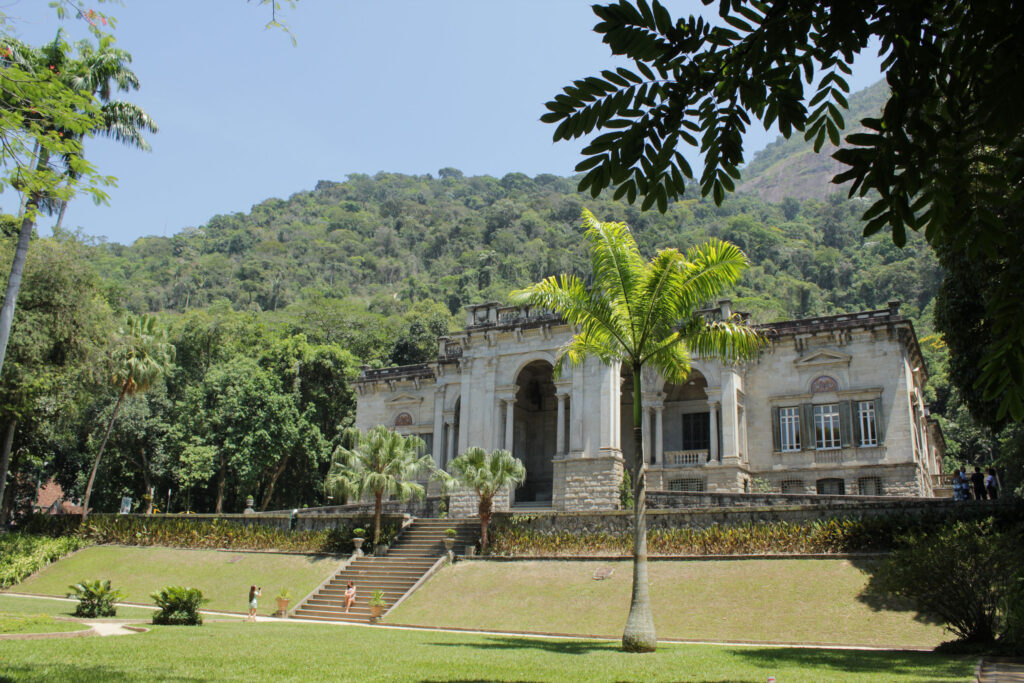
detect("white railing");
top-left (665, 450), bottom-right (709, 467)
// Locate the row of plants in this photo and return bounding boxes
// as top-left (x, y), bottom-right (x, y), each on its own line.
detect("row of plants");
top-left (67, 579), bottom-right (207, 626)
top-left (488, 505), bottom-right (1024, 556)
top-left (0, 533), bottom-right (89, 588)
top-left (76, 515), bottom-right (399, 554)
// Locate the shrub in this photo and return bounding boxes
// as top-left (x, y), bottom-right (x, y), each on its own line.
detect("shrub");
top-left (618, 470), bottom-right (633, 510)
top-left (151, 586), bottom-right (208, 626)
top-left (68, 579), bottom-right (125, 618)
top-left (0, 533), bottom-right (87, 588)
top-left (865, 519), bottom-right (1024, 646)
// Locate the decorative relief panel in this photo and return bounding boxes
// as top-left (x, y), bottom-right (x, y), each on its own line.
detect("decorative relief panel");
top-left (810, 375), bottom-right (839, 393)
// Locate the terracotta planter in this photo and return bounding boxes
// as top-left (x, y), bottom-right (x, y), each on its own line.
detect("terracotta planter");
top-left (275, 598), bottom-right (290, 618)
top-left (369, 604), bottom-right (384, 621)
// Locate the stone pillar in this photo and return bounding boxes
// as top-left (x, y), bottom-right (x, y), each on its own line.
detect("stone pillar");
top-left (719, 371), bottom-right (742, 465)
top-left (443, 414), bottom-right (455, 466)
top-left (642, 406), bottom-right (652, 464)
top-left (707, 403), bottom-right (719, 463)
top-left (432, 389), bottom-right (445, 468)
top-left (654, 405), bottom-right (664, 465)
top-left (556, 393), bottom-right (567, 456)
top-left (503, 398), bottom-right (515, 452)
top-left (598, 360), bottom-right (621, 456)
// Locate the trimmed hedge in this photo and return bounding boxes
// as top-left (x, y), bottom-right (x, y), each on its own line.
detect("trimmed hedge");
top-left (78, 515), bottom-right (399, 554)
top-left (489, 503), bottom-right (1024, 556)
top-left (0, 533), bottom-right (88, 588)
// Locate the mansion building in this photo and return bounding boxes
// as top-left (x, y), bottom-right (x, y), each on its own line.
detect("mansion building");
top-left (354, 300), bottom-right (945, 512)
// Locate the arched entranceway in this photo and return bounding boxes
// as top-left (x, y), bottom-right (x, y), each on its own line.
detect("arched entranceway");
top-left (663, 371), bottom-right (711, 465)
top-left (513, 360), bottom-right (556, 503)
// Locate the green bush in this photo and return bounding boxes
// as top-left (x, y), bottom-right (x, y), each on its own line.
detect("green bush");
top-left (865, 519), bottom-right (1024, 647)
top-left (68, 579), bottom-right (125, 618)
top-left (151, 586), bottom-right (208, 626)
top-left (0, 533), bottom-right (88, 588)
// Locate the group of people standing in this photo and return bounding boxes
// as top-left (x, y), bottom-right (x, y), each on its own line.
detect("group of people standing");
top-left (953, 465), bottom-right (999, 501)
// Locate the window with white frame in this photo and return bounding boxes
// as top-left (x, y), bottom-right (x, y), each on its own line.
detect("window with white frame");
top-left (856, 401), bottom-right (877, 446)
top-left (813, 404), bottom-right (841, 450)
top-left (779, 407), bottom-right (801, 451)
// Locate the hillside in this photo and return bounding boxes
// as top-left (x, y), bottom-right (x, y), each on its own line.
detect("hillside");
top-left (737, 80), bottom-right (889, 202)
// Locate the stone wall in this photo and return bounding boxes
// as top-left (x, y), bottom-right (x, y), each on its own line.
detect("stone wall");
top-left (129, 511), bottom-right (410, 533)
top-left (645, 489), bottom-right (931, 509)
top-left (275, 496), bottom-right (443, 519)
top-left (553, 455), bottom-right (623, 511)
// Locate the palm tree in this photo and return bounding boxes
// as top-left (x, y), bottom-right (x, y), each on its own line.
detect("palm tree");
top-left (449, 447), bottom-right (526, 552)
top-left (82, 314), bottom-right (175, 520)
top-left (326, 425), bottom-right (433, 546)
top-left (511, 209), bottom-right (765, 653)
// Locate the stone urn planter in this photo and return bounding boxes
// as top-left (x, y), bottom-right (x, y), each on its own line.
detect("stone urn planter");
top-left (351, 529), bottom-right (366, 556)
top-left (443, 528), bottom-right (457, 551)
top-left (275, 589), bottom-right (291, 618)
top-left (368, 590), bottom-right (386, 623)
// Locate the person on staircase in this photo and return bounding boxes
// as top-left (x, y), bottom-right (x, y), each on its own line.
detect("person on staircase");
top-left (344, 581), bottom-right (356, 613)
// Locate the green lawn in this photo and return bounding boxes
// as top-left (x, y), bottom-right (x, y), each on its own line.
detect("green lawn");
top-left (0, 620), bottom-right (974, 682)
top-left (0, 595), bottom-right (159, 621)
top-left (0, 613), bottom-right (87, 635)
top-left (388, 559), bottom-right (948, 648)
top-left (11, 546), bottom-right (341, 615)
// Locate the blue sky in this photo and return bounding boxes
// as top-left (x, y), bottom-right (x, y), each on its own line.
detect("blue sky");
top-left (7, 2), bottom-right (883, 245)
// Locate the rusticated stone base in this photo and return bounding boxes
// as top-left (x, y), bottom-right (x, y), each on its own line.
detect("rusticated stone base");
top-left (448, 485), bottom-right (511, 519)
top-left (553, 455), bottom-right (624, 511)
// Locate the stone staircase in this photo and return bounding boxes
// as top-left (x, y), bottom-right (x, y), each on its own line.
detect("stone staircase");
top-left (291, 518), bottom-right (478, 623)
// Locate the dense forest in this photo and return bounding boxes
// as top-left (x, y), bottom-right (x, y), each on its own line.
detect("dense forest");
top-left (1, 81), bottom-right (1014, 517)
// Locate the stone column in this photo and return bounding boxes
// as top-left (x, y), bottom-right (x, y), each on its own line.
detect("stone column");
top-left (556, 393), bottom-right (567, 456)
top-left (719, 372), bottom-right (742, 464)
top-left (432, 389), bottom-right (445, 468)
top-left (705, 387), bottom-right (721, 464)
top-left (642, 406), bottom-right (651, 464)
top-left (503, 398), bottom-right (515, 453)
top-left (443, 414), bottom-right (455, 466)
top-left (654, 405), bottom-right (664, 465)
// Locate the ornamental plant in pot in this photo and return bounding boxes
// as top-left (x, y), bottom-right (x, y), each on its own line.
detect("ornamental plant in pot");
top-left (444, 528), bottom-right (456, 550)
top-left (351, 528), bottom-right (366, 554)
top-left (368, 589), bottom-right (386, 621)
top-left (275, 588), bottom-right (291, 617)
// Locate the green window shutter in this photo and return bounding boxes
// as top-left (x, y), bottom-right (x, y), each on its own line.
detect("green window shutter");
top-left (852, 401), bottom-right (863, 446)
top-left (874, 397), bottom-right (884, 443)
top-left (801, 403), bottom-right (815, 450)
top-left (839, 401), bottom-right (853, 448)
top-left (771, 407), bottom-right (781, 451)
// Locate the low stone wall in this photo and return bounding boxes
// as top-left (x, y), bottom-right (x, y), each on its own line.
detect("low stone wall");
top-left (492, 498), bottom-right (983, 534)
top-left (645, 489), bottom-right (941, 509)
top-left (271, 496), bottom-right (443, 520)
top-left (124, 512), bottom-right (410, 533)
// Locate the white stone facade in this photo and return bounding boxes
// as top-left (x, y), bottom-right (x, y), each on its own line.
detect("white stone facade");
top-left (354, 300), bottom-right (944, 512)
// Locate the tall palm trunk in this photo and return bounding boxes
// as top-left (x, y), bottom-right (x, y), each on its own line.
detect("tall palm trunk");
top-left (82, 384), bottom-right (128, 520)
top-left (0, 418), bottom-right (17, 522)
top-left (215, 452), bottom-right (227, 514)
top-left (622, 366), bottom-right (656, 652)
top-left (373, 492), bottom-right (383, 545)
top-left (54, 200), bottom-right (68, 232)
top-left (479, 495), bottom-right (493, 551)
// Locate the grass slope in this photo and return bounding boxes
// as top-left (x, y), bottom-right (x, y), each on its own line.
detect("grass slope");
top-left (0, 620), bottom-right (973, 682)
top-left (0, 613), bottom-right (86, 635)
top-left (388, 559), bottom-right (948, 648)
top-left (12, 546), bottom-right (341, 615)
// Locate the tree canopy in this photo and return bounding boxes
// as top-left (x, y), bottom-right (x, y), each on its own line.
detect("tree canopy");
top-left (543, 0), bottom-right (1024, 423)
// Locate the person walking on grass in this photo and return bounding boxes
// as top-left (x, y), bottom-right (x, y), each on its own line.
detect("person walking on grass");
top-left (344, 582), bottom-right (356, 613)
top-left (248, 585), bottom-right (261, 622)
top-left (986, 468), bottom-right (1000, 500)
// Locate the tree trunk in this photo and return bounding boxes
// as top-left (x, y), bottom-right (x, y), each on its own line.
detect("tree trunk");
top-left (0, 192), bottom-right (42, 380)
top-left (215, 451), bottom-right (227, 514)
top-left (0, 418), bottom-right (17, 524)
top-left (139, 448), bottom-right (153, 514)
top-left (260, 454), bottom-right (290, 511)
top-left (82, 386), bottom-right (128, 521)
top-left (54, 200), bottom-right (68, 232)
top-left (622, 365), bottom-right (656, 652)
top-left (0, 450), bottom-right (21, 525)
top-left (373, 492), bottom-right (383, 545)
top-left (479, 494), bottom-right (492, 551)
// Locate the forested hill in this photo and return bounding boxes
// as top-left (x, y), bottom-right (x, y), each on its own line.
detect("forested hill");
top-left (94, 166), bottom-right (940, 364)
top-left (737, 80), bottom-right (889, 202)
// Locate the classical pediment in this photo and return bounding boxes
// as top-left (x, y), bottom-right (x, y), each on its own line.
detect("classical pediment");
top-left (793, 349), bottom-right (852, 368)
